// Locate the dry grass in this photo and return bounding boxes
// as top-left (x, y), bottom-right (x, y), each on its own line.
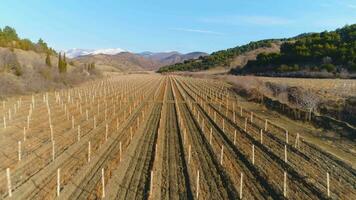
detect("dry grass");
top-left (0, 47), bottom-right (102, 99)
top-left (257, 77), bottom-right (356, 100)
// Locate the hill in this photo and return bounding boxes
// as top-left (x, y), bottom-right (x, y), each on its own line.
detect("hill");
top-left (158, 24), bottom-right (356, 77)
top-left (65, 48), bottom-right (128, 58)
top-left (71, 52), bottom-right (161, 71)
top-left (233, 24), bottom-right (356, 77)
top-left (72, 51), bottom-right (208, 72)
top-left (0, 26), bottom-right (56, 55)
top-left (139, 51), bottom-right (208, 66)
top-left (0, 26), bottom-right (100, 97)
top-left (157, 39), bottom-right (282, 73)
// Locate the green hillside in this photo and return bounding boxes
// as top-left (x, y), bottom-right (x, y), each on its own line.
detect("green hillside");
top-left (0, 26), bottom-right (56, 54)
top-left (234, 24), bottom-right (356, 75)
top-left (157, 39), bottom-right (282, 73)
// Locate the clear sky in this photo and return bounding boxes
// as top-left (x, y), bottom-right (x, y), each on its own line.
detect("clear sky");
top-left (1, 0), bottom-right (355, 53)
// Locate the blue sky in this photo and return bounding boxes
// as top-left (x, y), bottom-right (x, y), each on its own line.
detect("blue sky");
top-left (1, 0), bottom-right (355, 53)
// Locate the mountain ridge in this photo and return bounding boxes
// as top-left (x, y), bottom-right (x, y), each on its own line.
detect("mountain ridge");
top-left (70, 50), bottom-right (208, 71)
top-left (65, 48), bottom-right (128, 58)
top-left (157, 24), bottom-right (356, 77)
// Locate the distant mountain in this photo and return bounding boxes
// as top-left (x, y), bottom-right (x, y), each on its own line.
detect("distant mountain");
top-left (182, 52), bottom-right (209, 60)
top-left (138, 51), bottom-right (208, 66)
top-left (71, 52), bottom-right (161, 72)
top-left (70, 50), bottom-right (208, 72)
top-left (65, 48), bottom-right (128, 58)
top-left (138, 51), bottom-right (156, 57)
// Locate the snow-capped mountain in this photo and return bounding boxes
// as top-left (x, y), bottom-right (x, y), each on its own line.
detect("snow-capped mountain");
top-left (65, 48), bottom-right (128, 58)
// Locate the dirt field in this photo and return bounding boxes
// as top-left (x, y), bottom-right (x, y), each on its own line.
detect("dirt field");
top-left (0, 74), bottom-right (355, 200)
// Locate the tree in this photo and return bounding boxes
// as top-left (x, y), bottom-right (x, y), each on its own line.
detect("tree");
top-left (37, 38), bottom-right (48, 52)
top-left (90, 62), bottom-right (95, 71)
top-left (63, 53), bottom-right (67, 68)
top-left (58, 53), bottom-right (66, 73)
top-left (0, 26), bottom-right (56, 54)
top-left (45, 52), bottom-right (52, 67)
top-left (2, 26), bottom-right (18, 41)
top-left (321, 63), bottom-right (335, 72)
top-left (58, 53), bottom-right (62, 71)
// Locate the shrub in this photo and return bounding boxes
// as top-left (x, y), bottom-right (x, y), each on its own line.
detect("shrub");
top-left (321, 63), bottom-right (336, 72)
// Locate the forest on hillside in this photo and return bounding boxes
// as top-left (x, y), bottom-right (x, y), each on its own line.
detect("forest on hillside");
top-left (0, 26), bottom-right (56, 54)
top-left (157, 39), bottom-right (281, 73)
top-left (158, 24), bottom-right (356, 78)
top-left (234, 24), bottom-right (356, 76)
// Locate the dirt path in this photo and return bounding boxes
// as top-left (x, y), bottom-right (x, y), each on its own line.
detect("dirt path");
top-left (159, 78), bottom-right (193, 199)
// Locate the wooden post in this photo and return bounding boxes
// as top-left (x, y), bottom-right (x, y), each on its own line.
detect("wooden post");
top-left (240, 172), bottom-right (243, 199)
top-left (102, 168), bottom-right (105, 198)
top-left (220, 145), bottom-right (224, 165)
top-left (264, 119), bottom-right (268, 131)
top-left (8, 109), bottom-right (11, 121)
top-left (327, 172), bottom-right (330, 197)
top-left (250, 112), bottom-right (253, 123)
top-left (244, 118), bottom-right (247, 132)
top-left (240, 107), bottom-right (243, 116)
top-left (285, 130), bottom-right (289, 144)
top-left (209, 128), bottom-right (212, 145)
top-left (88, 141), bottom-right (91, 163)
top-left (283, 171), bottom-right (287, 197)
top-left (50, 125), bottom-right (54, 141)
top-left (233, 130), bottom-right (237, 145)
top-left (295, 133), bottom-right (300, 149)
top-left (3, 116), bottom-right (6, 129)
top-left (78, 125), bottom-right (81, 142)
top-left (23, 127), bottom-right (26, 141)
top-left (27, 115), bottom-right (30, 129)
top-left (196, 170), bottom-right (200, 199)
top-left (119, 141), bottom-right (122, 162)
top-left (260, 129), bottom-right (263, 144)
top-left (252, 144), bottom-right (255, 165)
top-left (150, 171), bottom-right (153, 197)
top-left (130, 127), bottom-right (133, 141)
top-left (6, 168), bottom-right (12, 197)
top-left (105, 124), bottom-right (108, 142)
top-left (57, 168), bottom-right (60, 196)
top-left (284, 145), bottom-right (287, 163)
top-left (222, 119), bottom-right (225, 132)
top-left (52, 140), bottom-right (55, 161)
top-left (188, 145), bottom-right (191, 164)
top-left (94, 116), bottom-right (96, 129)
top-left (18, 141), bottom-right (22, 161)
top-left (72, 116), bottom-right (75, 129)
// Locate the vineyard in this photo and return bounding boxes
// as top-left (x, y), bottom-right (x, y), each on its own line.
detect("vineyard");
top-left (0, 74), bottom-right (355, 200)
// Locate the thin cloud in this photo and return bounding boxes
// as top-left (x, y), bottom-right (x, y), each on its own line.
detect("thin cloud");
top-left (240, 16), bottom-right (292, 25)
top-left (170, 28), bottom-right (224, 35)
top-left (346, 4), bottom-right (356, 9)
top-left (201, 15), bottom-right (292, 26)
